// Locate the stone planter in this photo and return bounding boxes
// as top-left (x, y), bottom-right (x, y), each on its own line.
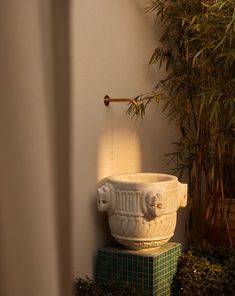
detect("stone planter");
top-left (97, 173), bottom-right (187, 250)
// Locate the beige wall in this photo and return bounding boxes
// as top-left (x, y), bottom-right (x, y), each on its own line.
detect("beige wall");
top-left (71, 0), bottom-right (186, 277)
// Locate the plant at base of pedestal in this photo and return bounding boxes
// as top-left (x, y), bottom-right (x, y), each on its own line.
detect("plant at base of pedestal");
top-left (177, 247), bottom-right (235, 295)
top-left (73, 277), bottom-right (145, 296)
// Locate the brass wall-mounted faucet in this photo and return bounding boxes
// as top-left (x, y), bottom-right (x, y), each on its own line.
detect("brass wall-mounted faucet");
top-left (104, 95), bottom-right (139, 115)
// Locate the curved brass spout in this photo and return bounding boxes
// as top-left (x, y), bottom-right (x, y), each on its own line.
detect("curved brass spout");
top-left (104, 95), bottom-right (139, 115)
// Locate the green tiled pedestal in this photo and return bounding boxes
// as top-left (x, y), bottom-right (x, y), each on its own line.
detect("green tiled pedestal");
top-left (96, 242), bottom-right (181, 296)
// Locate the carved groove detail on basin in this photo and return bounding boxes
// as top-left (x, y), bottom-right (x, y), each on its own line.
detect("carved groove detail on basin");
top-left (97, 173), bottom-right (187, 250)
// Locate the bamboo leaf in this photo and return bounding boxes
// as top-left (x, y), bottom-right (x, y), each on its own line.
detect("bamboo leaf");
top-left (225, 8), bottom-right (235, 33)
top-left (192, 48), bottom-right (205, 67)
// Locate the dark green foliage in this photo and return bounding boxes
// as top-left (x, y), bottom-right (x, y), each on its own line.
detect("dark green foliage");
top-left (178, 247), bottom-right (235, 295)
top-left (128, 0), bottom-right (235, 247)
top-left (73, 277), bottom-right (145, 296)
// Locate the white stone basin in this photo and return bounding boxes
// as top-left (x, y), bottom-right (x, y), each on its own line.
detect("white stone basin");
top-left (97, 173), bottom-right (187, 250)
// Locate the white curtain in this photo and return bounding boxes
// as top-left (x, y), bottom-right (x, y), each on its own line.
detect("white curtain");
top-left (0, 1), bottom-right (72, 295)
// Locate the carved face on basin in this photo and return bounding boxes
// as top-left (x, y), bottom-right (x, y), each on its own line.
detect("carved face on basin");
top-left (145, 190), bottom-right (166, 218)
top-left (97, 183), bottom-right (113, 212)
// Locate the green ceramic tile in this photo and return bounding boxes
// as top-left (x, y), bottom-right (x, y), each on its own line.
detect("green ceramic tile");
top-left (96, 242), bottom-right (181, 296)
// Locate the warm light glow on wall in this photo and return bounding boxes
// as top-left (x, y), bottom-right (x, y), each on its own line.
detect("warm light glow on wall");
top-left (97, 122), bottom-right (141, 181)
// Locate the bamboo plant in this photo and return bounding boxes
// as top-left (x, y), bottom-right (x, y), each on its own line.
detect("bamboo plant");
top-left (128, 0), bottom-right (235, 247)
